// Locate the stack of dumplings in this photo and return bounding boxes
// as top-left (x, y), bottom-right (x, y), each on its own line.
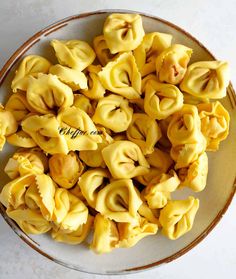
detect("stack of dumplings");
top-left (0, 13), bottom-right (230, 254)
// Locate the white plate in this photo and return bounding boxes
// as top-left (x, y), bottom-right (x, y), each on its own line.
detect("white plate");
top-left (0, 9), bottom-right (236, 275)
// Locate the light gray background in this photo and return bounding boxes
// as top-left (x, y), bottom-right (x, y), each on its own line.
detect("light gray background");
top-left (0, 0), bottom-right (236, 278)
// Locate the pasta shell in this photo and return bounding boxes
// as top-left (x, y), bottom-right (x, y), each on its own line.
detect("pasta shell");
top-left (159, 196), bottom-right (199, 240)
top-left (98, 52), bottom-right (142, 99)
top-left (156, 44), bottom-right (192, 85)
top-left (95, 179), bottom-right (142, 222)
top-left (102, 140), bottom-right (150, 179)
top-left (50, 39), bottom-right (95, 71)
top-left (103, 13), bottom-right (145, 54)
top-left (134, 32), bottom-right (172, 76)
top-left (92, 94), bottom-right (133, 133)
top-left (180, 61), bottom-right (230, 99)
top-left (11, 55), bottom-right (51, 92)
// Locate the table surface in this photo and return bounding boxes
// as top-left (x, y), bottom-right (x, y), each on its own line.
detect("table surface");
top-left (0, 0), bottom-right (236, 278)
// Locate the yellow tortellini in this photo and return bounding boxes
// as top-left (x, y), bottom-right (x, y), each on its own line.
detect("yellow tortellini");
top-left (159, 196), bottom-right (199, 240)
top-left (144, 171), bottom-right (180, 209)
top-left (103, 13), bottom-right (145, 54)
top-left (102, 140), bottom-right (150, 179)
top-left (95, 179), bottom-right (142, 222)
top-left (26, 73), bottom-right (74, 114)
top-left (144, 80), bottom-right (184, 120)
top-left (0, 104), bottom-right (18, 151)
top-left (180, 61), bottom-right (230, 99)
top-left (178, 152), bottom-right (208, 192)
top-left (11, 55), bottom-right (51, 92)
top-left (7, 130), bottom-right (37, 148)
top-left (73, 94), bottom-right (94, 116)
top-left (197, 101), bottom-right (230, 151)
top-left (156, 44), bottom-right (192, 85)
top-left (92, 94), bottom-right (133, 133)
top-left (134, 32), bottom-right (172, 76)
top-left (49, 152), bottom-right (84, 189)
top-left (98, 52), bottom-right (142, 99)
top-left (50, 39), bottom-right (96, 71)
top-left (126, 113), bottom-right (162, 155)
top-left (49, 64), bottom-right (87, 90)
top-left (80, 65), bottom-right (106, 99)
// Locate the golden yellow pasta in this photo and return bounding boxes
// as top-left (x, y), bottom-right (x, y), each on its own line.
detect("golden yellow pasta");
top-left (134, 32), bottom-right (172, 76)
top-left (95, 179), bottom-right (142, 222)
top-left (92, 94), bottom-right (133, 133)
top-left (103, 13), bottom-right (145, 54)
top-left (126, 113), bottom-right (162, 155)
top-left (146, 148), bottom-right (173, 173)
top-left (7, 130), bottom-right (37, 148)
top-left (159, 196), bottom-right (199, 240)
top-left (138, 202), bottom-right (159, 224)
top-left (198, 101), bottom-right (230, 151)
top-left (144, 80), bottom-right (184, 120)
top-left (135, 168), bottom-right (163, 186)
top-left (73, 94), bottom-right (94, 117)
top-left (102, 140), bottom-right (150, 179)
top-left (156, 44), bottom-right (192, 85)
top-left (98, 52), bottom-right (142, 99)
top-left (50, 39), bottom-right (96, 71)
top-left (11, 55), bottom-right (51, 92)
top-left (180, 61), bottom-right (230, 99)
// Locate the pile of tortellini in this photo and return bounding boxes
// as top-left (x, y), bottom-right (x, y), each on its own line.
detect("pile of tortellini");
top-left (0, 13), bottom-right (230, 254)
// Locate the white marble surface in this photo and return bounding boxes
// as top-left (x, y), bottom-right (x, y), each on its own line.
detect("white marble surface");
top-left (0, 0), bottom-right (236, 278)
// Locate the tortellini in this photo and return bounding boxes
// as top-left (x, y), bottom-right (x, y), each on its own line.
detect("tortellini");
top-left (73, 94), bottom-right (94, 116)
top-left (7, 130), bottom-right (37, 148)
top-left (197, 101), bottom-right (230, 151)
top-left (103, 13), bottom-right (145, 54)
top-left (144, 80), bottom-right (184, 120)
top-left (26, 73), bottom-right (74, 114)
top-left (49, 152), bottom-right (84, 189)
top-left (159, 196), bottom-right (199, 240)
top-left (50, 39), bottom-right (96, 71)
top-left (98, 52), bottom-right (142, 99)
top-left (11, 55), bottom-right (51, 92)
top-left (156, 44), bottom-right (192, 85)
top-left (180, 61), bottom-right (230, 99)
top-left (92, 94), bottom-right (133, 133)
top-left (134, 32), bottom-right (172, 76)
top-left (95, 179), bottom-right (142, 222)
top-left (126, 113), bottom-right (162, 155)
top-left (102, 141), bottom-right (150, 179)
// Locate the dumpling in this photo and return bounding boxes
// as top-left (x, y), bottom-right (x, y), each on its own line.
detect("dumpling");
top-left (26, 73), bottom-right (74, 114)
top-left (102, 141), bottom-right (150, 179)
top-left (11, 55), bottom-right (51, 92)
top-left (178, 152), bottom-right (208, 192)
top-left (80, 65), bottom-right (106, 99)
top-left (197, 101), bottom-right (230, 151)
top-left (134, 32), bottom-right (172, 76)
top-left (135, 168), bottom-right (162, 186)
top-left (141, 73), bottom-right (157, 93)
top-left (51, 215), bottom-right (93, 244)
top-left (103, 13), bottom-right (145, 54)
top-left (159, 196), bottom-right (199, 240)
top-left (126, 113), bottom-right (162, 155)
top-left (50, 39), bottom-right (96, 71)
top-left (158, 117), bottom-right (172, 150)
top-left (57, 106), bottom-right (102, 151)
top-left (49, 64), bottom-right (87, 90)
top-left (73, 94), bottom-right (94, 117)
top-left (90, 213), bottom-right (119, 254)
top-left (138, 202), bottom-right (159, 224)
top-left (4, 148), bottom-right (48, 179)
top-left (22, 114), bottom-right (69, 154)
top-left (79, 168), bottom-right (110, 208)
top-left (180, 61), bottom-right (230, 99)
top-left (144, 171), bottom-right (180, 209)
top-left (49, 152), bottom-right (84, 189)
top-left (144, 80), bottom-right (184, 120)
top-left (92, 94), bottom-right (133, 133)
top-left (118, 214), bottom-right (158, 248)
top-left (7, 130), bottom-right (37, 148)
top-left (98, 52), bottom-right (142, 99)
top-left (156, 44), bottom-right (192, 85)
top-left (95, 179), bottom-right (142, 222)
top-left (93, 35), bottom-right (117, 66)
top-left (145, 148), bottom-right (173, 173)
top-left (0, 104), bottom-right (18, 151)
top-left (167, 104), bottom-right (203, 146)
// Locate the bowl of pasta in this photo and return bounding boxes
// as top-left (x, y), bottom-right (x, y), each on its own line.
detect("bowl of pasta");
top-left (0, 9), bottom-right (236, 275)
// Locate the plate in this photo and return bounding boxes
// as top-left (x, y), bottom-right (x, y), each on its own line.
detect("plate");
top-left (0, 9), bottom-right (236, 275)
